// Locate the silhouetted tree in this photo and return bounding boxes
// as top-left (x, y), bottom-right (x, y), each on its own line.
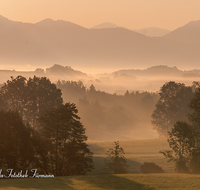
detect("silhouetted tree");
top-left (187, 81), bottom-right (200, 173)
top-left (104, 141), bottom-right (129, 174)
top-left (0, 76), bottom-right (27, 118)
top-left (38, 103), bottom-right (94, 176)
top-left (56, 80), bottom-right (86, 103)
top-left (0, 110), bottom-right (47, 171)
top-left (160, 121), bottom-right (193, 173)
top-left (26, 76), bottom-right (63, 128)
top-left (0, 75), bottom-right (63, 128)
top-left (160, 82), bottom-right (200, 173)
top-left (88, 84), bottom-right (96, 92)
top-left (151, 81), bottom-right (193, 136)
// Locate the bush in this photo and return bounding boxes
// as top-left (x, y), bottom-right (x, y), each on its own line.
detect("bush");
top-left (140, 162), bottom-right (164, 173)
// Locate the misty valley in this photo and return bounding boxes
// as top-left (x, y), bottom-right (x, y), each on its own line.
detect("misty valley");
top-left (0, 63), bottom-right (200, 178)
top-left (1, 14), bottom-right (200, 190)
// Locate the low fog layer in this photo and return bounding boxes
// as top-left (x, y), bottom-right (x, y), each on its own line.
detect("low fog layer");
top-left (1, 64), bottom-right (199, 141)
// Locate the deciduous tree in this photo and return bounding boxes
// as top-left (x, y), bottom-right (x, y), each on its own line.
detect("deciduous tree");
top-left (104, 141), bottom-right (129, 174)
top-left (0, 75), bottom-right (63, 128)
top-left (0, 110), bottom-right (47, 171)
top-left (151, 81), bottom-right (193, 136)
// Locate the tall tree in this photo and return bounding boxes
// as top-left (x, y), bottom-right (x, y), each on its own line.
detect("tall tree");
top-left (26, 76), bottom-right (63, 128)
top-left (160, 121), bottom-right (193, 173)
top-left (38, 103), bottom-right (94, 176)
top-left (0, 110), bottom-right (47, 171)
top-left (161, 82), bottom-right (200, 173)
top-left (104, 141), bottom-right (129, 174)
top-left (0, 76), bottom-right (27, 118)
top-left (187, 81), bottom-right (200, 172)
top-left (151, 81), bottom-right (193, 136)
top-left (0, 75), bottom-right (63, 128)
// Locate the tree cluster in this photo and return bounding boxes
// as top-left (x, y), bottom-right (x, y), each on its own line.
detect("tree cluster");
top-left (151, 81), bottom-right (194, 136)
top-left (0, 76), bottom-right (94, 176)
top-left (155, 81), bottom-right (200, 173)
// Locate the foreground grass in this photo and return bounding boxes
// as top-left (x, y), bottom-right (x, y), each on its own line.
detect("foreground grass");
top-left (1, 173), bottom-right (200, 190)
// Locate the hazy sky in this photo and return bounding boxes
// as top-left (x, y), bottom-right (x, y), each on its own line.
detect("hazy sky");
top-left (1, 0), bottom-right (200, 30)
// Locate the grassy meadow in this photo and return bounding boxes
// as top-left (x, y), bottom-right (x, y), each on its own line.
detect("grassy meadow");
top-left (1, 173), bottom-right (200, 190)
top-left (2, 138), bottom-right (200, 190)
top-left (88, 138), bottom-right (175, 174)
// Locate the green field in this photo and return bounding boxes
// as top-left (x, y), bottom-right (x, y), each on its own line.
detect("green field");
top-left (88, 138), bottom-right (175, 174)
top-left (1, 173), bottom-right (200, 190)
top-left (2, 138), bottom-right (195, 190)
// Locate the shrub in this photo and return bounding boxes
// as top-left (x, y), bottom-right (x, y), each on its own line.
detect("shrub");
top-left (140, 162), bottom-right (164, 173)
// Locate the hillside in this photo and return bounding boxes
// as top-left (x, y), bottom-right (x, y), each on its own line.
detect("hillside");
top-left (163, 20), bottom-right (200, 45)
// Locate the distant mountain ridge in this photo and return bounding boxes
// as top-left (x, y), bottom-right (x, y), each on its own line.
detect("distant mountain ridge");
top-left (1, 65), bottom-right (199, 79)
top-left (1, 15), bottom-right (200, 70)
top-left (0, 64), bottom-right (87, 83)
top-left (92, 22), bottom-right (119, 29)
top-left (135, 27), bottom-right (170, 37)
top-left (92, 22), bottom-right (170, 37)
top-left (113, 65), bottom-right (200, 78)
top-left (163, 20), bottom-right (200, 45)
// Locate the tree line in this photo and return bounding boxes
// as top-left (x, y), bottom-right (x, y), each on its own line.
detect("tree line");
top-left (57, 80), bottom-right (159, 139)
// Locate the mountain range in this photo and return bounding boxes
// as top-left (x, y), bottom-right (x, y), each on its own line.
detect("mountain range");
top-left (92, 22), bottom-right (170, 37)
top-left (1, 15), bottom-right (200, 71)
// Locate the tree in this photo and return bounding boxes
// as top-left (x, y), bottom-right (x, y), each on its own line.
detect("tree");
top-left (56, 80), bottom-right (86, 104)
top-left (0, 75), bottom-right (63, 128)
top-left (0, 76), bottom-right (27, 118)
top-left (151, 81), bottom-right (193, 136)
top-left (160, 121), bottom-right (193, 173)
top-left (38, 103), bottom-right (94, 176)
top-left (104, 141), bottom-right (129, 174)
top-left (0, 110), bottom-right (47, 171)
top-left (26, 76), bottom-right (63, 128)
top-left (160, 82), bottom-right (200, 173)
top-left (187, 82), bottom-right (200, 172)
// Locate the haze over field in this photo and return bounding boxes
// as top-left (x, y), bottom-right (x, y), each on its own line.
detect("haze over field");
top-left (2, 2), bottom-right (200, 182)
top-left (1, 65), bottom-right (200, 141)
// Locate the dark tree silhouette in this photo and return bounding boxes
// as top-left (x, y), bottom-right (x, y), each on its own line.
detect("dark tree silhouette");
top-left (38, 103), bottom-right (94, 176)
top-left (151, 81), bottom-right (193, 136)
top-left (160, 82), bottom-right (200, 173)
top-left (104, 141), bottom-right (129, 174)
top-left (0, 110), bottom-right (47, 171)
top-left (160, 121), bottom-right (193, 173)
top-left (56, 80), bottom-right (86, 104)
top-left (26, 76), bottom-right (63, 128)
top-left (0, 75), bottom-right (63, 128)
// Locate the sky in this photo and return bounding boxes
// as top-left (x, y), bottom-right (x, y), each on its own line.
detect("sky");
top-left (0, 0), bottom-right (200, 31)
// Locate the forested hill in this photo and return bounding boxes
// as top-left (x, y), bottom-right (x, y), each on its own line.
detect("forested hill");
top-left (113, 65), bottom-right (200, 77)
top-left (57, 81), bottom-right (159, 141)
top-left (0, 64), bottom-right (87, 83)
